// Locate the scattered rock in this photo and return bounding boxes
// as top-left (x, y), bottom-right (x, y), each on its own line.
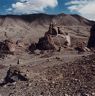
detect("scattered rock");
top-left (34, 49), bottom-right (41, 55)
top-left (0, 65), bottom-right (28, 86)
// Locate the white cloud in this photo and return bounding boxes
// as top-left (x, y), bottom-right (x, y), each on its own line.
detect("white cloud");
top-left (66, 0), bottom-right (95, 21)
top-left (7, 0), bottom-right (58, 14)
top-left (7, 8), bottom-right (12, 11)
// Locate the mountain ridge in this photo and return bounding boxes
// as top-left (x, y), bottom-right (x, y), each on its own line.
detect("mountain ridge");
top-left (0, 13), bottom-right (95, 27)
top-left (0, 13), bottom-right (94, 42)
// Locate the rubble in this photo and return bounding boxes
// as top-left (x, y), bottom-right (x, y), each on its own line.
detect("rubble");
top-left (0, 66), bottom-right (28, 86)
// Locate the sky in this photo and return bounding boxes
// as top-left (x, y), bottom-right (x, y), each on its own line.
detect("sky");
top-left (0, 0), bottom-right (95, 21)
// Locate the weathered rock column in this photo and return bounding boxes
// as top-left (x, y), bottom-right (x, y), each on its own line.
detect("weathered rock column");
top-left (87, 24), bottom-right (95, 48)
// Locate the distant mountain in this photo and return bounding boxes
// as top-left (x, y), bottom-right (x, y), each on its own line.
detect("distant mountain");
top-left (0, 13), bottom-right (95, 27)
top-left (0, 13), bottom-right (95, 42)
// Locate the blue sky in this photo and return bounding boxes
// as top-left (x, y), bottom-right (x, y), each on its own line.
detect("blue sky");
top-left (0, 0), bottom-right (95, 21)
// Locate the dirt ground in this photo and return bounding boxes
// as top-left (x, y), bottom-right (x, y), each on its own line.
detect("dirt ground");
top-left (0, 47), bottom-right (95, 96)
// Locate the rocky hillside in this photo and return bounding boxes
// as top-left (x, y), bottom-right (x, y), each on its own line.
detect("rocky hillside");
top-left (0, 13), bottom-right (95, 27)
top-left (0, 13), bottom-right (94, 42)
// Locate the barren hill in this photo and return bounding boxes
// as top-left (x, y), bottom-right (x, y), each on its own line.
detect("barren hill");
top-left (0, 13), bottom-right (95, 26)
top-left (0, 13), bottom-right (95, 42)
top-left (0, 13), bottom-right (95, 96)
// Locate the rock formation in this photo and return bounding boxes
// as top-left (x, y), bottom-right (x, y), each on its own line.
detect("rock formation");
top-left (87, 24), bottom-right (95, 48)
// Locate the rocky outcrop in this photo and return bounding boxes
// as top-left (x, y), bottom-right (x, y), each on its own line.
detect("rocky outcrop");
top-left (0, 66), bottom-right (28, 86)
top-left (87, 24), bottom-right (95, 48)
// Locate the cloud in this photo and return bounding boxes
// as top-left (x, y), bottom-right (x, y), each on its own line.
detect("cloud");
top-left (7, 0), bottom-right (58, 14)
top-left (66, 0), bottom-right (95, 21)
top-left (7, 8), bottom-right (12, 11)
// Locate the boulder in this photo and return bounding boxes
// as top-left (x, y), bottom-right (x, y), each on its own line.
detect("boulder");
top-left (0, 66), bottom-right (28, 86)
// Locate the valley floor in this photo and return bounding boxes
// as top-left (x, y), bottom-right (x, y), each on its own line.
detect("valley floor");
top-left (0, 48), bottom-right (94, 96)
